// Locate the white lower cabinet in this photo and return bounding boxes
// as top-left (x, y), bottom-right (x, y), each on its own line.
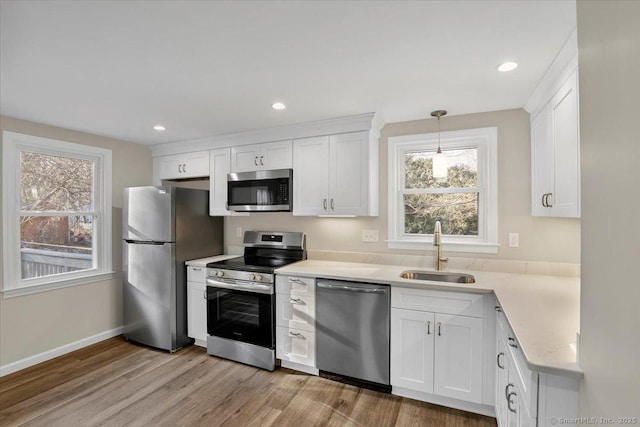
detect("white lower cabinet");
top-left (186, 266), bottom-right (207, 346)
top-left (391, 307), bottom-right (484, 404)
top-left (495, 306), bottom-right (579, 427)
top-left (276, 327), bottom-right (316, 367)
top-left (275, 275), bottom-right (317, 374)
top-left (390, 287), bottom-right (486, 408)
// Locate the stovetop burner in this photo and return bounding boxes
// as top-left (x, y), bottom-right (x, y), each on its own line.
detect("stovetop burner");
top-left (206, 231), bottom-right (306, 274)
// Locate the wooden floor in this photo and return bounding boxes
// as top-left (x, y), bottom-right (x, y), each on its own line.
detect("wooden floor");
top-left (0, 337), bottom-right (496, 427)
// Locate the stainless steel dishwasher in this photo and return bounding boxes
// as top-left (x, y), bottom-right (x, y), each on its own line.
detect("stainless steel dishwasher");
top-left (316, 279), bottom-right (390, 389)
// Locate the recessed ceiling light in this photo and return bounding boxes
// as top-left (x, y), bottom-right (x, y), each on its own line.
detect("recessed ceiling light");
top-left (497, 62), bottom-right (518, 72)
top-left (272, 102), bottom-right (286, 110)
top-left (153, 124), bottom-right (166, 131)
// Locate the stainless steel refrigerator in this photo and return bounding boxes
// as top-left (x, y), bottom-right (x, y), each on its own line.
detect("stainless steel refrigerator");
top-left (123, 186), bottom-right (223, 351)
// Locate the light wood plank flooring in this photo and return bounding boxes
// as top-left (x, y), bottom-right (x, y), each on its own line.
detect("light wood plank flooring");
top-left (0, 337), bottom-right (496, 426)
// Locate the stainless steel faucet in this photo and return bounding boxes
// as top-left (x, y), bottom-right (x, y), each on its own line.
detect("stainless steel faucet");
top-left (433, 221), bottom-right (448, 271)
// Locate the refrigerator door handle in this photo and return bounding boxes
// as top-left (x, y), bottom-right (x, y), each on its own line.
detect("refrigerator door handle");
top-left (124, 240), bottom-right (166, 245)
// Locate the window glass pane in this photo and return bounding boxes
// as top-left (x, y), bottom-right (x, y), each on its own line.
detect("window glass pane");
top-left (20, 215), bottom-right (94, 279)
top-left (404, 148), bottom-right (477, 189)
top-left (20, 151), bottom-right (94, 211)
top-left (404, 193), bottom-right (479, 236)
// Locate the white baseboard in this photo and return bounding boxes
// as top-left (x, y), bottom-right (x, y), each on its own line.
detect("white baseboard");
top-left (280, 360), bottom-right (319, 376)
top-left (0, 326), bottom-right (124, 377)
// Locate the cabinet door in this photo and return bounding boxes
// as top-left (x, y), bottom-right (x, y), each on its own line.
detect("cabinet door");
top-left (549, 71), bottom-right (580, 218)
top-left (433, 313), bottom-right (484, 403)
top-left (276, 326), bottom-right (316, 367)
top-left (531, 109), bottom-right (552, 217)
top-left (262, 140), bottom-right (293, 170)
top-left (276, 293), bottom-right (315, 332)
top-left (231, 144), bottom-right (261, 172)
top-left (390, 308), bottom-right (435, 393)
top-left (187, 281), bottom-right (207, 345)
top-left (292, 136), bottom-right (330, 215)
top-left (158, 155), bottom-right (185, 180)
top-left (181, 151), bottom-right (210, 178)
top-left (329, 132), bottom-right (369, 215)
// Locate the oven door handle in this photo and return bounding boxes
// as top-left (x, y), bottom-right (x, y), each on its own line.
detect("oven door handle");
top-left (206, 278), bottom-right (273, 295)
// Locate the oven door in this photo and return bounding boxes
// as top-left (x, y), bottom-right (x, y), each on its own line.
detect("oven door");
top-left (206, 280), bottom-right (275, 349)
top-left (227, 169), bottom-right (292, 212)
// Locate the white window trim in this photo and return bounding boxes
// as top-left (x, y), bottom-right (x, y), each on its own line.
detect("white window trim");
top-left (2, 131), bottom-right (113, 298)
top-left (387, 127), bottom-right (498, 254)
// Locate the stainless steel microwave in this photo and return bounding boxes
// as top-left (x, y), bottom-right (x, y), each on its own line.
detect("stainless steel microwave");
top-left (227, 169), bottom-right (293, 212)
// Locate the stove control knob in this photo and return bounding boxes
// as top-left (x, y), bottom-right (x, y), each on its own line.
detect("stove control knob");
top-left (216, 270), bottom-right (224, 277)
top-left (249, 273), bottom-right (256, 281)
top-left (254, 274), bottom-right (262, 282)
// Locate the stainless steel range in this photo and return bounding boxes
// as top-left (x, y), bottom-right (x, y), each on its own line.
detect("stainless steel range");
top-left (205, 231), bottom-right (306, 371)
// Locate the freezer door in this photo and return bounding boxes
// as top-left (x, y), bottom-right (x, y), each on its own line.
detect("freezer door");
top-left (123, 241), bottom-right (176, 350)
top-left (123, 186), bottom-right (174, 242)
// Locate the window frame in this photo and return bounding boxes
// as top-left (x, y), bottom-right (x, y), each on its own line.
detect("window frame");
top-left (387, 127), bottom-right (498, 253)
top-left (2, 131), bottom-right (113, 298)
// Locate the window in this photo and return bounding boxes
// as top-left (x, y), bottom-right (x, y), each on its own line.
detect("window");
top-left (388, 127), bottom-right (498, 253)
top-left (2, 131), bottom-right (113, 297)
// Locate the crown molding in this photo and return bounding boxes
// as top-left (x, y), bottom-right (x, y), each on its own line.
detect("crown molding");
top-left (150, 112), bottom-right (384, 157)
top-left (524, 28), bottom-right (578, 118)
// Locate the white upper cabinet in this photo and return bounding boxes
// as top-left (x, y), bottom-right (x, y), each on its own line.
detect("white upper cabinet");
top-left (293, 131), bottom-right (378, 216)
top-left (531, 68), bottom-right (580, 217)
top-left (209, 148), bottom-right (247, 216)
top-left (157, 151), bottom-right (210, 180)
top-left (526, 30), bottom-right (580, 218)
top-left (230, 140), bottom-right (292, 173)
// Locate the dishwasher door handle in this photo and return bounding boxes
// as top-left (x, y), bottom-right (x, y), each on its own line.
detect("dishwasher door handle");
top-left (317, 283), bottom-right (387, 294)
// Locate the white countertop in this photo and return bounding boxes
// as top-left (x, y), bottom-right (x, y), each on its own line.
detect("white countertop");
top-left (185, 254), bottom-right (238, 267)
top-left (276, 259), bottom-right (582, 379)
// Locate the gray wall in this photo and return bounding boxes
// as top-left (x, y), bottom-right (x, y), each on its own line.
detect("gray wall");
top-left (226, 108), bottom-right (581, 263)
top-left (577, 1), bottom-right (640, 418)
top-left (0, 116), bottom-right (152, 366)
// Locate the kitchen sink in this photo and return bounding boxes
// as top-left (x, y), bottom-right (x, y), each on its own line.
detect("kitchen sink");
top-left (400, 270), bottom-right (476, 284)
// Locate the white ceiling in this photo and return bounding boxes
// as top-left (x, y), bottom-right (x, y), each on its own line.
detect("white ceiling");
top-left (0, 1), bottom-right (576, 145)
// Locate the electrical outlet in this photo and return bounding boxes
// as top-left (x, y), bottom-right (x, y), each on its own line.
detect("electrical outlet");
top-left (508, 233), bottom-right (519, 248)
top-left (362, 229), bottom-right (379, 243)
top-left (236, 227), bottom-right (243, 238)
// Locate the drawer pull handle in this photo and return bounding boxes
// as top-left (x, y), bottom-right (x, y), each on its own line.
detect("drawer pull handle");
top-left (289, 297), bottom-right (305, 305)
top-left (323, 198), bottom-right (327, 210)
top-left (254, 156), bottom-right (258, 166)
top-left (192, 267), bottom-right (201, 271)
top-left (289, 331), bottom-right (304, 338)
top-left (289, 278), bottom-right (305, 285)
top-left (203, 290), bottom-right (207, 300)
top-left (505, 383), bottom-right (514, 400)
top-left (495, 306), bottom-right (502, 312)
top-left (508, 337), bottom-right (518, 349)
top-left (426, 321), bottom-right (431, 335)
top-left (497, 352), bottom-right (505, 369)
top-left (182, 163), bottom-right (187, 173)
top-left (437, 322), bottom-right (442, 336)
top-left (330, 198), bottom-right (335, 210)
top-left (507, 391), bottom-right (517, 413)
top-left (260, 155), bottom-right (264, 166)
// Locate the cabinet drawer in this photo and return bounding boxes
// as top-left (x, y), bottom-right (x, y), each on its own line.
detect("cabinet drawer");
top-left (276, 294), bottom-right (315, 331)
top-left (498, 309), bottom-right (538, 416)
top-left (276, 275), bottom-right (315, 297)
top-left (187, 266), bottom-right (205, 283)
top-left (392, 287), bottom-right (484, 318)
top-left (276, 326), bottom-right (315, 367)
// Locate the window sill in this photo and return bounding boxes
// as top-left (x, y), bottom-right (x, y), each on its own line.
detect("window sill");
top-left (1, 271), bottom-right (116, 299)
top-left (387, 240), bottom-right (499, 254)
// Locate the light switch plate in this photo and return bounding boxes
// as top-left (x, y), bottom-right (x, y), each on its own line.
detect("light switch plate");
top-left (508, 233), bottom-right (519, 248)
top-left (362, 229), bottom-right (379, 243)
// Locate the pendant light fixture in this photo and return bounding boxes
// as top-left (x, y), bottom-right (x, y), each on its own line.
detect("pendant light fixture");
top-left (431, 109), bottom-right (448, 180)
